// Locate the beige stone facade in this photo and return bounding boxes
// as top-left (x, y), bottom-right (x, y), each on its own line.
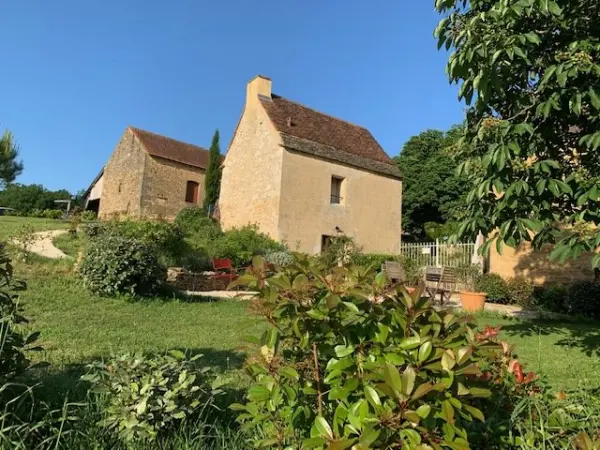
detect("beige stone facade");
top-left (220, 75), bottom-right (403, 254)
top-left (489, 242), bottom-right (596, 285)
top-left (94, 128), bottom-right (208, 220)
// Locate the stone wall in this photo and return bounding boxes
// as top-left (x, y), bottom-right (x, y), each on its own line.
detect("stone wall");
top-left (166, 268), bottom-right (230, 292)
top-left (219, 77), bottom-right (284, 239)
top-left (141, 156), bottom-right (206, 219)
top-left (278, 150), bottom-right (403, 254)
top-left (99, 129), bottom-right (145, 219)
top-left (489, 242), bottom-right (596, 285)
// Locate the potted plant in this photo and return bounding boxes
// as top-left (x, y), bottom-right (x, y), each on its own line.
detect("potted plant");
top-left (457, 265), bottom-right (487, 312)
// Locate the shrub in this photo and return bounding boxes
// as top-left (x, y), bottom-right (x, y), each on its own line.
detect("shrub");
top-left (42, 209), bottom-right (63, 219)
top-left (77, 235), bottom-right (165, 296)
top-left (533, 284), bottom-right (568, 313)
top-left (318, 234), bottom-right (361, 267)
top-left (506, 276), bottom-right (535, 307)
top-left (264, 250), bottom-right (295, 268)
top-left (81, 222), bottom-right (107, 239)
top-left (350, 253), bottom-right (394, 269)
top-left (475, 273), bottom-right (509, 304)
top-left (11, 224), bottom-right (40, 262)
top-left (105, 220), bottom-right (185, 257)
top-left (209, 225), bottom-right (284, 268)
top-left (564, 281), bottom-right (600, 319)
top-left (81, 210), bottom-right (97, 221)
top-left (232, 257), bottom-right (538, 449)
top-left (0, 244), bottom-right (40, 381)
top-left (82, 351), bottom-right (221, 443)
top-left (175, 207), bottom-right (208, 233)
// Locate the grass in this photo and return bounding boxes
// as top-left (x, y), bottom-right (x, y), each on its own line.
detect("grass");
top-left (473, 313), bottom-right (600, 391)
top-left (52, 232), bottom-right (86, 257)
top-left (0, 216), bottom-right (68, 240)
top-left (8, 250), bottom-right (600, 393)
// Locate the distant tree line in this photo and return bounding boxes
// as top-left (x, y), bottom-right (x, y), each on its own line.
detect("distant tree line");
top-left (0, 183), bottom-right (76, 213)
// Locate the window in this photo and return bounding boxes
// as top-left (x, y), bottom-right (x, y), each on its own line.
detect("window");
top-left (185, 180), bottom-right (199, 203)
top-left (321, 235), bottom-right (333, 252)
top-left (330, 176), bottom-right (344, 204)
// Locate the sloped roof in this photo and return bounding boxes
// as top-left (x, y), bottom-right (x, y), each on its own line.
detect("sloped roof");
top-left (129, 127), bottom-right (213, 169)
top-left (259, 95), bottom-right (401, 179)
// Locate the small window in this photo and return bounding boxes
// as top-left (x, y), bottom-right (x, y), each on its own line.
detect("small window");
top-left (330, 176), bottom-right (344, 204)
top-left (321, 235), bottom-right (333, 252)
top-left (185, 181), bottom-right (199, 203)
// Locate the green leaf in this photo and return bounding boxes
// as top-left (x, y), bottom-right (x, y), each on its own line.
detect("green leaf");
top-left (364, 386), bottom-right (381, 407)
top-left (418, 341), bottom-right (433, 362)
top-left (248, 386), bottom-right (271, 402)
top-left (334, 345), bottom-right (354, 358)
top-left (402, 366), bottom-right (416, 396)
top-left (469, 387), bottom-right (492, 398)
top-left (383, 363), bottom-right (403, 394)
top-left (280, 367), bottom-right (299, 380)
top-left (463, 404), bottom-right (485, 421)
top-left (328, 439), bottom-right (357, 450)
top-left (440, 400), bottom-right (455, 423)
top-left (315, 416), bottom-right (333, 440)
top-left (441, 350), bottom-right (456, 372)
top-left (399, 335), bottom-right (421, 350)
top-left (539, 66), bottom-right (556, 86)
top-left (412, 382), bottom-right (434, 400)
top-left (589, 88), bottom-right (600, 110)
top-left (548, 1), bottom-right (562, 15)
top-left (416, 404), bottom-right (431, 418)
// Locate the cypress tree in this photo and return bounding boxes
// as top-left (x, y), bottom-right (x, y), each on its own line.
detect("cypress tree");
top-left (203, 130), bottom-right (222, 213)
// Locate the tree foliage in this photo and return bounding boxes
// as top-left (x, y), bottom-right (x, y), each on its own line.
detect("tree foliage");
top-left (435, 0), bottom-right (600, 266)
top-left (0, 130), bottom-right (24, 187)
top-left (395, 126), bottom-right (469, 240)
top-left (203, 130), bottom-right (222, 213)
top-left (0, 183), bottom-right (71, 213)
top-left (232, 256), bottom-right (541, 449)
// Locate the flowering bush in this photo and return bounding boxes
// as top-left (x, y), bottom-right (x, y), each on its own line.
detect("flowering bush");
top-left (231, 257), bottom-right (541, 449)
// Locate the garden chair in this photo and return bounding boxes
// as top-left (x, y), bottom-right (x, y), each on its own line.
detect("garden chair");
top-left (424, 266), bottom-right (457, 305)
top-left (382, 260), bottom-right (406, 285)
top-left (211, 258), bottom-right (239, 287)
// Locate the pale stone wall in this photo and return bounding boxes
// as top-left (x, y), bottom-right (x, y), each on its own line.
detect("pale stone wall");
top-left (219, 96), bottom-right (284, 238)
top-left (278, 150), bottom-right (403, 253)
top-left (88, 174), bottom-right (103, 201)
top-left (489, 242), bottom-right (596, 285)
top-left (141, 156), bottom-right (206, 219)
top-left (99, 130), bottom-right (145, 219)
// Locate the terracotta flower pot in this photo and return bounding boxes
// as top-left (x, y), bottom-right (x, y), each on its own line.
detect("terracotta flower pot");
top-left (459, 291), bottom-right (487, 312)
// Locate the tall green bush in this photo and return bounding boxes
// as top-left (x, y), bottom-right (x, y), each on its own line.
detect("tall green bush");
top-left (232, 257), bottom-right (538, 448)
top-left (203, 130), bottom-right (222, 213)
top-left (77, 235), bottom-right (165, 296)
top-left (175, 207), bottom-right (208, 234)
top-left (208, 225), bottom-right (284, 268)
top-left (0, 243), bottom-right (40, 381)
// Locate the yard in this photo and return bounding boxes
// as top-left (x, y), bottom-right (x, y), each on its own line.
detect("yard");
top-left (0, 216), bottom-right (68, 240)
top-left (12, 255), bottom-right (600, 393)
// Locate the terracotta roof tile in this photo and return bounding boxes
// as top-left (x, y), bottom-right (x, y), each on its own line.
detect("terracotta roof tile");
top-left (129, 127), bottom-right (215, 169)
top-left (259, 95), bottom-right (401, 179)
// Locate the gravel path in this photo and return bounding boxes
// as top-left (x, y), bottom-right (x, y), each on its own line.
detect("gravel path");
top-left (29, 230), bottom-right (69, 259)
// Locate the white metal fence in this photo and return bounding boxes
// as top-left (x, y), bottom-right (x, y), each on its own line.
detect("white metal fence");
top-left (399, 240), bottom-right (476, 268)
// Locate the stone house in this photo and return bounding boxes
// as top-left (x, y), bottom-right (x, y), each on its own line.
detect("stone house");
top-left (85, 127), bottom-right (214, 219)
top-left (219, 75), bottom-right (403, 254)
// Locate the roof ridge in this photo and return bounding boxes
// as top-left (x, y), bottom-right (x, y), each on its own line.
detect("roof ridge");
top-left (128, 126), bottom-right (209, 152)
top-left (271, 94), bottom-right (373, 133)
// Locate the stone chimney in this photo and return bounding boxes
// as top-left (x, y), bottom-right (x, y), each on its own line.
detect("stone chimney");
top-left (246, 75), bottom-right (272, 103)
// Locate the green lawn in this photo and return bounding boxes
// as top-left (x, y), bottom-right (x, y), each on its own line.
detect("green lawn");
top-left (12, 257), bottom-right (600, 394)
top-left (0, 216), bottom-right (68, 240)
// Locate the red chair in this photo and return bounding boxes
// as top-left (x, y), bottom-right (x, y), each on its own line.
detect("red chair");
top-left (211, 258), bottom-right (238, 287)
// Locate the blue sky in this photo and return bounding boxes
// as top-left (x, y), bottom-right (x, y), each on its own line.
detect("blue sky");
top-left (0, 0), bottom-right (463, 193)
